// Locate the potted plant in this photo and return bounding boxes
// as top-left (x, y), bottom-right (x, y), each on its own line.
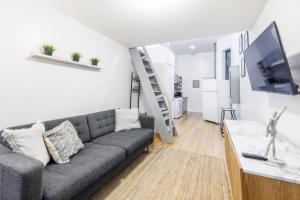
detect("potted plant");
top-left (42, 44), bottom-right (56, 56)
top-left (71, 52), bottom-right (81, 62)
top-left (90, 57), bottom-right (100, 66)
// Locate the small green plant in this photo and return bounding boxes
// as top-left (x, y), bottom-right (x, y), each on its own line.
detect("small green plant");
top-left (90, 57), bottom-right (100, 66)
top-left (42, 44), bottom-right (56, 56)
top-left (71, 52), bottom-right (81, 62)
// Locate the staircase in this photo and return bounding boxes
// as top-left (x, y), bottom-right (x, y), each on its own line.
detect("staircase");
top-left (129, 47), bottom-right (177, 144)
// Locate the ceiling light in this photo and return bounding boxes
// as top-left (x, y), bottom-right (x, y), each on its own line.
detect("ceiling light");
top-left (190, 45), bottom-right (196, 50)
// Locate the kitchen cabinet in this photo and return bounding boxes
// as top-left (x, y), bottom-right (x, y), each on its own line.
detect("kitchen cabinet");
top-left (182, 97), bottom-right (188, 114)
top-left (225, 121), bottom-right (300, 200)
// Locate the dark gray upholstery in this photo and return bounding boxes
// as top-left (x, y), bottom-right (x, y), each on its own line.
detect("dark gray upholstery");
top-left (91, 128), bottom-right (154, 155)
top-left (86, 110), bottom-right (115, 139)
top-left (139, 114), bottom-right (155, 129)
top-left (0, 145), bottom-right (10, 154)
top-left (45, 115), bottom-right (91, 143)
top-left (43, 143), bottom-right (126, 200)
top-left (72, 145), bottom-right (147, 200)
top-left (129, 128), bottom-right (154, 141)
top-left (0, 109), bottom-right (154, 200)
top-left (0, 153), bottom-right (44, 200)
top-left (0, 135), bottom-right (9, 149)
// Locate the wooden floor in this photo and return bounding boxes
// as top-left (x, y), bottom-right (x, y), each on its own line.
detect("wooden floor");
top-left (155, 112), bottom-right (226, 158)
top-left (90, 112), bottom-right (230, 200)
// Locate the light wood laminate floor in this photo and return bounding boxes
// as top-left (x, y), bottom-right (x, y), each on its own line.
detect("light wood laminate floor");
top-left (90, 112), bottom-right (230, 200)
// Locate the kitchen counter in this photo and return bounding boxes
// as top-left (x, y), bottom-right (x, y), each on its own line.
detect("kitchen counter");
top-left (225, 120), bottom-right (300, 184)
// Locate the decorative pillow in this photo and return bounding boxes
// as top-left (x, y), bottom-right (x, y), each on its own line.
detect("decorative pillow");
top-left (115, 108), bottom-right (142, 131)
top-left (43, 120), bottom-right (84, 164)
top-left (1, 121), bottom-right (50, 166)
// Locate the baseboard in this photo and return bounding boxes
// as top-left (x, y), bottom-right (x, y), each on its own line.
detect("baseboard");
top-left (187, 110), bottom-right (203, 113)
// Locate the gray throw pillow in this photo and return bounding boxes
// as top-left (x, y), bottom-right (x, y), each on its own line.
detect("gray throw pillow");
top-left (43, 120), bottom-right (84, 164)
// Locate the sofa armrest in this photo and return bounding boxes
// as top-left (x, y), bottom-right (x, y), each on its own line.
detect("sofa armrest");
top-left (0, 143), bottom-right (11, 155)
top-left (0, 153), bottom-right (44, 200)
top-left (139, 114), bottom-right (154, 129)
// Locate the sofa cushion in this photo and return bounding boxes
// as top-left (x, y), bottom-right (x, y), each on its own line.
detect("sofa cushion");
top-left (42, 143), bottom-right (126, 200)
top-left (0, 123), bottom-right (34, 149)
top-left (86, 110), bottom-right (115, 139)
top-left (128, 128), bottom-right (154, 141)
top-left (43, 121), bottom-right (84, 164)
top-left (0, 143), bottom-right (11, 154)
top-left (115, 108), bottom-right (141, 131)
top-left (2, 121), bottom-right (50, 166)
top-left (91, 128), bottom-right (153, 155)
top-left (45, 115), bottom-right (90, 143)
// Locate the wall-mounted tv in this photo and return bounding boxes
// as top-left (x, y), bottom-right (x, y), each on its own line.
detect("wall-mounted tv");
top-left (244, 21), bottom-right (299, 95)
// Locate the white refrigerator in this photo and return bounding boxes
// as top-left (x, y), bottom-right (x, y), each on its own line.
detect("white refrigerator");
top-left (202, 79), bottom-right (219, 123)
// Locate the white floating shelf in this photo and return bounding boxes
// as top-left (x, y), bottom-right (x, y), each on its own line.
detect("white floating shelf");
top-left (30, 52), bottom-right (102, 71)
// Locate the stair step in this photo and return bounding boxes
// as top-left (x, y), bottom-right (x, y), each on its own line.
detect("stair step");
top-left (142, 57), bottom-right (150, 63)
top-left (161, 109), bottom-right (169, 114)
top-left (144, 65), bottom-right (152, 70)
top-left (139, 51), bottom-right (146, 57)
top-left (156, 94), bottom-right (163, 99)
top-left (141, 55), bottom-right (148, 59)
top-left (130, 47), bottom-right (175, 144)
top-left (148, 73), bottom-right (155, 77)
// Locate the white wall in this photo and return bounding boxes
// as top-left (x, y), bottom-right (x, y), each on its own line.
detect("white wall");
top-left (147, 45), bottom-right (175, 102)
top-left (240, 0), bottom-right (300, 148)
top-left (139, 45), bottom-right (175, 116)
top-left (0, 0), bottom-right (132, 128)
top-left (176, 52), bottom-right (215, 112)
top-left (216, 33), bottom-right (242, 81)
top-left (216, 32), bottom-right (245, 118)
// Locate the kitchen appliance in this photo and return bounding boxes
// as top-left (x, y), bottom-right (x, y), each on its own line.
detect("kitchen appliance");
top-left (173, 97), bottom-right (183, 119)
top-left (244, 21), bottom-right (299, 95)
top-left (174, 74), bottom-right (183, 91)
top-left (202, 79), bottom-right (219, 123)
top-left (174, 91), bottom-right (182, 97)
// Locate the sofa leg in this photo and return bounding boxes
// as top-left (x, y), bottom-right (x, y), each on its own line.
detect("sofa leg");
top-left (146, 146), bottom-right (149, 153)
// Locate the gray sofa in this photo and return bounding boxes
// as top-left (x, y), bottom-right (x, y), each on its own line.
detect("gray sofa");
top-left (0, 109), bottom-right (154, 200)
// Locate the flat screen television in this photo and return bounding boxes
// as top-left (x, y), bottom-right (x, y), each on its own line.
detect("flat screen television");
top-left (244, 21), bottom-right (299, 95)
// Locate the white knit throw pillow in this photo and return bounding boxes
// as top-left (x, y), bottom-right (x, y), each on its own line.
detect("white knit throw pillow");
top-left (115, 108), bottom-right (141, 131)
top-left (2, 121), bottom-right (50, 166)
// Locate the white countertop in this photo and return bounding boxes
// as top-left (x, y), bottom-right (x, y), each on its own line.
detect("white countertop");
top-left (225, 120), bottom-right (300, 184)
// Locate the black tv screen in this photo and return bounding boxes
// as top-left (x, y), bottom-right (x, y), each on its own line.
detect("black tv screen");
top-left (244, 22), bottom-right (299, 95)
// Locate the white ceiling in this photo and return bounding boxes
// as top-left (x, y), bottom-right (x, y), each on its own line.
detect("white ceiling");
top-left (170, 35), bottom-right (224, 55)
top-left (46, 0), bottom-right (268, 47)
